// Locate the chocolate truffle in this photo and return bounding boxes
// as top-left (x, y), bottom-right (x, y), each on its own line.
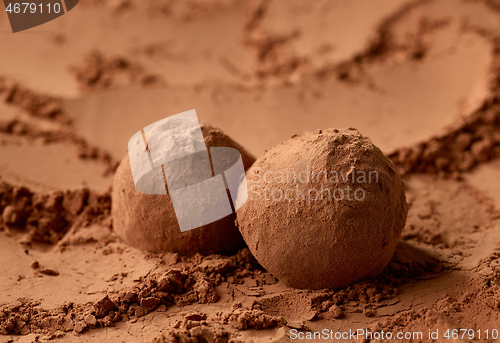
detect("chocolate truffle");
top-left (236, 128), bottom-right (408, 289)
top-left (112, 123), bottom-right (255, 256)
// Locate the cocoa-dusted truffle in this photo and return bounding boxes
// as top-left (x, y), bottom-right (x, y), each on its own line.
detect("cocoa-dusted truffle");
top-left (112, 123), bottom-right (255, 256)
top-left (236, 128), bottom-right (408, 289)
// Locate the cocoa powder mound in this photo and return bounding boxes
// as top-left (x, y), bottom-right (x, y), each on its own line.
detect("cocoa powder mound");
top-left (237, 128), bottom-right (409, 290)
top-left (150, 304), bottom-right (286, 342)
top-left (216, 306), bottom-right (286, 330)
top-left (0, 247), bottom-right (266, 337)
top-left (389, 37), bottom-right (500, 176)
top-left (0, 76), bottom-right (119, 175)
top-left (389, 102), bottom-right (500, 176)
top-left (0, 298), bottom-right (123, 336)
top-left (71, 50), bottom-right (164, 92)
top-left (0, 238), bottom-right (443, 338)
top-left (308, 242), bottom-right (443, 318)
top-left (0, 117), bottom-right (118, 175)
top-left (152, 320), bottom-right (231, 343)
top-left (362, 246), bottom-right (500, 339)
top-left (111, 123), bottom-right (255, 256)
top-left (0, 77), bottom-right (63, 120)
top-left (0, 178), bottom-right (111, 244)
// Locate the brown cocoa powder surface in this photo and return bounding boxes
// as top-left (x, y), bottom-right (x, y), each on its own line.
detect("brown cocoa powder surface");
top-left (0, 0), bottom-right (500, 342)
top-left (0, 226), bottom-right (445, 339)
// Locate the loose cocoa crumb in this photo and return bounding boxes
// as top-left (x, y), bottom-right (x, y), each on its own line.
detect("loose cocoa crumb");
top-left (39, 268), bottom-right (59, 276)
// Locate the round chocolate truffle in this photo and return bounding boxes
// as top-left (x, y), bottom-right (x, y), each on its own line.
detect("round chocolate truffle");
top-left (236, 128), bottom-right (408, 289)
top-left (112, 123), bottom-right (255, 256)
